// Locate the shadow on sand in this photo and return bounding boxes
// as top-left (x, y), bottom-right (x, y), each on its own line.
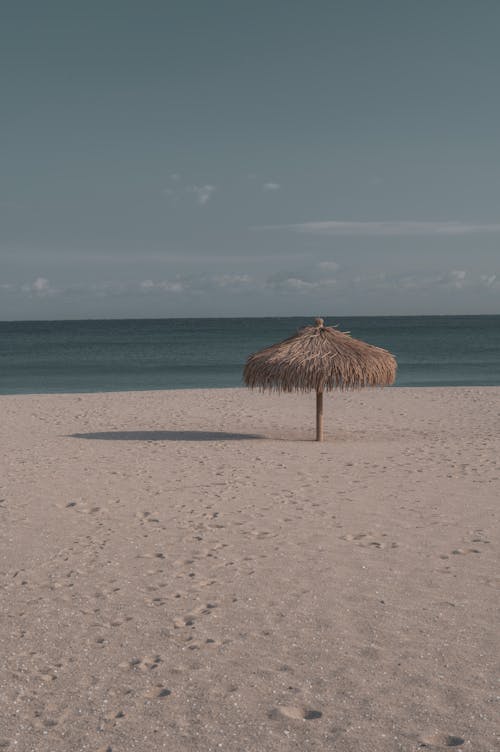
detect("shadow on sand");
top-left (68, 430), bottom-right (264, 442)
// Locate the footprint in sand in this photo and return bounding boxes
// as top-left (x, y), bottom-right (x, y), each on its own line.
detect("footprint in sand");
top-left (125, 655), bottom-right (162, 671)
top-left (451, 548), bottom-right (481, 555)
top-left (173, 603), bottom-right (218, 629)
top-left (174, 616), bottom-right (196, 628)
top-left (103, 710), bottom-right (126, 722)
top-left (144, 685), bottom-right (171, 699)
top-left (269, 706), bottom-right (323, 721)
top-left (418, 733), bottom-right (465, 748)
top-left (484, 576), bottom-right (500, 588)
top-left (470, 528), bottom-right (490, 544)
top-left (341, 532), bottom-right (398, 549)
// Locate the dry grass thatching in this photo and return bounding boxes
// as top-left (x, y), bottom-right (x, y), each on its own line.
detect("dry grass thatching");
top-left (243, 318), bottom-right (397, 393)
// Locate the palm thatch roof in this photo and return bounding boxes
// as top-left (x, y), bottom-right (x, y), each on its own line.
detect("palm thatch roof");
top-left (243, 318), bottom-right (397, 393)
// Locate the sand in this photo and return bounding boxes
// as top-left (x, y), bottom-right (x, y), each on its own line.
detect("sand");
top-left (0, 386), bottom-right (499, 752)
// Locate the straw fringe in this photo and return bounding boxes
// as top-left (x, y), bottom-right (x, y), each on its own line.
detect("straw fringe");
top-left (243, 322), bottom-right (397, 393)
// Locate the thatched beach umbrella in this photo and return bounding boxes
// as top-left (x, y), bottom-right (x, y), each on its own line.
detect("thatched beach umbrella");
top-left (243, 318), bottom-right (397, 441)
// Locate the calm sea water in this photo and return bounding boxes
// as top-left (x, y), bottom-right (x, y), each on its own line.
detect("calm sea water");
top-left (0, 316), bottom-right (499, 395)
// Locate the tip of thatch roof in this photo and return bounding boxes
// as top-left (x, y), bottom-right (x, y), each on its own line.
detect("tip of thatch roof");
top-left (243, 318), bottom-right (397, 393)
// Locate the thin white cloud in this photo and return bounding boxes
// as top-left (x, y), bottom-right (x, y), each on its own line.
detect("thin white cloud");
top-left (256, 220), bottom-right (500, 236)
top-left (262, 182), bottom-right (281, 191)
top-left (69, 279), bottom-right (186, 297)
top-left (317, 261), bottom-right (340, 272)
top-left (211, 274), bottom-right (253, 288)
top-left (189, 184), bottom-right (216, 205)
top-left (140, 280), bottom-right (184, 293)
top-left (348, 269), bottom-right (480, 294)
top-left (21, 277), bottom-right (58, 296)
top-left (140, 274), bottom-right (255, 295)
top-left (33, 277), bottom-right (49, 292)
top-left (267, 276), bottom-right (337, 293)
top-left (480, 274), bottom-right (497, 288)
top-left (422, 269), bottom-right (469, 291)
top-left (7, 268), bottom-right (497, 312)
top-left (448, 269), bottom-right (466, 289)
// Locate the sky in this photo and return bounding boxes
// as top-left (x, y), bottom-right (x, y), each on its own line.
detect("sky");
top-left (1, 0), bottom-right (500, 319)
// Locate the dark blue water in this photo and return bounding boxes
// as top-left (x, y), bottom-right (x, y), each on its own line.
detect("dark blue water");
top-left (0, 316), bottom-right (499, 395)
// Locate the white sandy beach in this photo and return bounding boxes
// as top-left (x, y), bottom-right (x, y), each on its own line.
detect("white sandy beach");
top-left (0, 387), bottom-right (499, 752)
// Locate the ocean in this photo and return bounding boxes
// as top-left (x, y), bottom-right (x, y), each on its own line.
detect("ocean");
top-left (0, 316), bottom-right (499, 395)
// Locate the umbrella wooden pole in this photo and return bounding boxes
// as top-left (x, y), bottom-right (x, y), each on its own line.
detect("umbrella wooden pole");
top-left (316, 390), bottom-right (324, 441)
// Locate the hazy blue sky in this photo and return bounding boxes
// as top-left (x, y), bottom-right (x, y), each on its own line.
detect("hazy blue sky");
top-left (1, 0), bottom-right (499, 318)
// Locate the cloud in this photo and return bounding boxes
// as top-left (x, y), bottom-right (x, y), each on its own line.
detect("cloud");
top-left (447, 269), bottom-right (467, 289)
top-left (256, 220), bottom-right (500, 236)
top-left (347, 269), bottom-right (478, 294)
top-left (140, 279), bottom-right (184, 293)
top-left (189, 184), bottom-right (216, 205)
top-left (267, 275), bottom-right (337, 293)
top-left (140, 274), bottom-right (256, 295)
top-left (262, 182), bottom-right (280, 191)
top-left (6, 267), bottom-right (496, 314)
top-left (317, 261), bottom-right (340, 272)
top-left (63, 279), bottom-right (186, 297)
top-left (32, 277), bottom-right (51, 293)
top-left (163, 174), bottom-right (181, 200)
top-left (274, 277), bottom-right (314, 291)
top-left (21, 277), bottom-right (58, 296)
top-left (480, 274), bottom-right (497, 288)
top-left (211, 274), bottom-right (253, 289)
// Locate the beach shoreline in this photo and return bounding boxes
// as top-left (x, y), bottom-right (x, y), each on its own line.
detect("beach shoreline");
top-left (1, 387), bottom-right (499, 751)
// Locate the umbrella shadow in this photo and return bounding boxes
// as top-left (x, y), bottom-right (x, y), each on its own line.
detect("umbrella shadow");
top-left (68, 430), bottom-right (265, 442)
